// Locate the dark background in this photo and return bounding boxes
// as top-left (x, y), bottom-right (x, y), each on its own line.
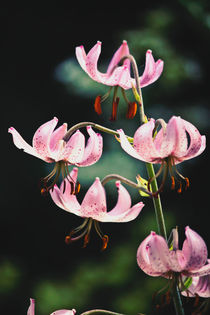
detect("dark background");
top-left (2, 1), bottom-right (210, 314)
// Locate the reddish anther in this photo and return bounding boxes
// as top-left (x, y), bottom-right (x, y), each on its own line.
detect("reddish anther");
top-left (94, 95), bottom-right (102, 115)
top-left (126, 102), bottom-right (137, 119)
top-left (101, 235), bottom-right (109, 251)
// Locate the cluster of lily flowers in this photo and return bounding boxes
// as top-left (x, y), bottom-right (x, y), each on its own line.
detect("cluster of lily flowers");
top-left (9, 40), bottom-right (209, 313)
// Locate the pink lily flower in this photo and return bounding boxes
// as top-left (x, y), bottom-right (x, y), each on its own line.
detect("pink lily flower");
top-left (137, 227), bottom-right (210, 281)
top-left (50, 167), bottom-right (144, 249)
top-left (8, 117), bottom-right (103, 192)
top-left (76, 40), bottom-right (163, 120)
top-left (117, 116), bottom-right (206, 193)
top-left (181, 270), bottom-right (210, 298)
top-left (27, 298), bottom-right (76, 315)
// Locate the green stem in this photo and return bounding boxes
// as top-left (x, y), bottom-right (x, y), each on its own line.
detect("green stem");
top-left (81, 310), bottom-right (124, 315)
top-left (63, 121), bottom-right (133, 143)
top-left (125, 54), bottom-right (184, 315)
top-left (172, 277), bottom-right (185, 315)
top-left (101, 173), bottom-right (153, 196)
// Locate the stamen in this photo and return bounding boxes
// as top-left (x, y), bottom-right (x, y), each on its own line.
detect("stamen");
top-left (110, 97), bottom-right (120, 121)
top-left (94, 95), bottom-right (102, 115)
top-left (185, 177), bottom-right (190, 190)
top-left (83, 233), bottom-right (90, 248)
top-left (126, 102), bottom-right (137, 119)
top-left (148, 161), bottom-right (165, 191)
top-left (177, 181), bottom-right (182, 194)
top-left (101, 235), bottom-right (109, 251)
top-left (171, 176), bottom-right (175, 190)
top-left (73, 181), bottom-right (81, 195)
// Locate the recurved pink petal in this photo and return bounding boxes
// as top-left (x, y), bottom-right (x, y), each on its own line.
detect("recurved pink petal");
top-left (181, 226), bottom-right (208, 271)
top-left (32, 117), bottom-right (58, 161)
top-left (8, 127), bottom-right (40, 159)
top-left (107, 40), bottom-right (130, 75)
top-left (139, 50), bottom-right (164, 87)
top-left (117, 129), bottom-right (144, 161)
top-left (191, 274), bottom-right (210, 297)
top-left (27, 299), bottom-right (35, 315)
top-left (80, 177), bottom-right (107, 219)
top-left (63, 130), bottom-right (85, 163)
top-left (50, 123), bottom-right (67, 152)
top-left (144, 232), bottom-right (171, 274)
top-left (186, 262), bottom-right (210, 277)
top-left (75, 45), bottom-right (87, 72)
top-left (133, 120), bottom-right (160, 162)
top-left (137, 233), bottom-right (166, 276)
top-left (85, 41), bottom-right (104, 83)
top-left (154, 116), bottom-right (186, 158)
top-left (50, 184), bottom-right (81, 216)
top-left (104, 65), bottom-right (131, 89)
top-left (180, 119), bottom-right (206, 161)
top-left (76, 126), bottom-right (103, 167)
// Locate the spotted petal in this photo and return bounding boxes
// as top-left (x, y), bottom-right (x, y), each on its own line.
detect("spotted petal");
top-left (80, 177), bottom-right (107, 220)
top-left (32, 117), bottom-right (59, 161)
top-left (137, 232), bottom-right (168, 276)
top-left (181, 226), bottom-right (208, 271)
top-left (50, 310), bottom-right (76, 315)
top-left (100, 181), bottom-right (144, 222)
top-left (62, 130), bottom-right (85, 163)
top-left (8, 127), bottom-right (40, 159)
top-left (76, 126), bottom-right (103, 167)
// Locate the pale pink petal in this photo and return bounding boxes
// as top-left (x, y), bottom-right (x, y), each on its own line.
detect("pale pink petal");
top-left (50, 123), bottom-right (67, 152)
top-left (179, 119), bottom-right (206, 161)
top-left (137, 233), bottom-right (166, 276)
top-left (104, 65), bottom-right (131, 88)
top-left (133, 120), bottom-right (161, 162)
top-left (102, 202), bottom-right (144, 223)
top-left (117, 129), bottom-right (145, 161)
top-left (75, 45), bottom-right (87, 72)
top-left (63, 130), bottom-right (85, 163)
top-left (50, 309), bottom-right (76, 315)
top-left (50, 185), bottom-right (81, 216)
top-left (85, 41), bottom-right (106, 83)
top-left (8, 127), bottom-right (40, 159)
top-left (32, 117), bottom-right (58, 161)
top-left (107, 40), bottom-right (130, 75)
top-left (27, 299), bottom-right (35, 315)
top-left (144, 232), bottom-right (171, 274)
top-left (154, 116), bottom-right (186, 158)
top-left (181, 226), bottom-right (208, 271)
top-left (76, 126), bottom-right (103, 167)
top-left (140, 50), bottom-right (164, 87)
top-left (168, 250), bottom-right (186, 272)
top-left (192, 274), bottom-right (210, 297)
top-left (80, 177), bottom-right (107, 219)
top-left (186, 262), bottom-right (210, 277)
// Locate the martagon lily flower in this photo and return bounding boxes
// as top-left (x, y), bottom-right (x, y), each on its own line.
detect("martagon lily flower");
top-left (27, 298), bottom-right (76, 315)
top-left (8, 117), bottom-right (103, 193)
top-left (76, 40), bottom-right (164, 120)
top-left (50, 167), bottom-right (144, 250)
top-left (117, 116), bottom-right (206, 194)
top-left (137, 226), bottom-right (210, 285)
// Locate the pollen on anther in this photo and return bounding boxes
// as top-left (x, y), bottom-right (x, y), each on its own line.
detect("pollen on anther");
top-left (185, 177), bottom-right (190, 190)
top-left (94, 95), bottom-right (102, 115)
top-left (65, 235), bottom-right (72, 245)
top-left (101, 235), bottom-right (109, 251)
